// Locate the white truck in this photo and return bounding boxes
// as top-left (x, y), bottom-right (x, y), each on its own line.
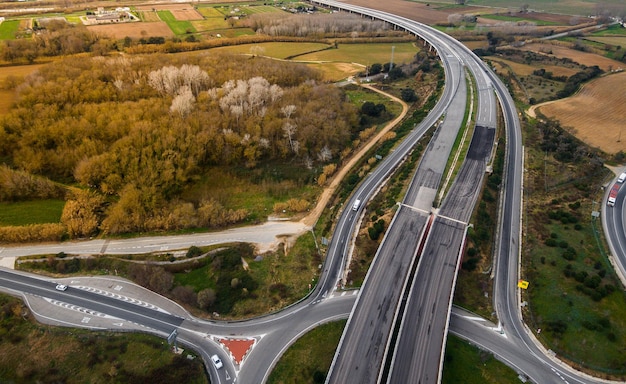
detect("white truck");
top-left (352, 199), bottom-right (361, 211)
top-left (618, 172), bottom-right (626, 183)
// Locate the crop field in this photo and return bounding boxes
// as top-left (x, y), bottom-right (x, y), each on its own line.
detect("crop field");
top-left (538, 72), bottom-right (626, 154)
top-left (0, 199), bottom-right (65, 226)
top-left (518, 43), bottom-right (623, 71)
top-left (240, 5), bottom-right (286, 15)
top-left (138, 10), bottom-right (161, 22)
top-left (296, 42), bottom-right (419, 67)
top-left (592, 24), bottom-right (626, 37)
top-left (171, 8), bottom-right (203, 21)
top-left (87, 21), bottom-right (174, 39)
top-left (191, 18), bottom-right (229, 31)
top-left (196, 6), bottom-right (224, 18)
top-left (491, 57), bottom-right (579, 78)
top-left (212, 41), bottom-right (330, 59)
top-left (585, 36), bottom-right (626, 49)
top-left (0, 19), bottom-right (19, 39)
top-left (157, 10), bottom-right (195, 35)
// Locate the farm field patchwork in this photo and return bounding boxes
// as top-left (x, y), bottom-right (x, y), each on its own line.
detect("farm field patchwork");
top-left (212, 41), bottom-right (330, 59)
top-left (490, 57), bottom-right (579, 77)
top-left (295, 42), bottom-right (419, 67)
top-left (191, 18), bottom-right (229, 31)
top-left (417, 0), bottom-right (625, 16)
top-left (585, 36), bottom-right (626, 49)
top-left (538, 71), bottom-right (626, 154)
top-left (157, 10), bottom-right (196, 35)
top-left (517, 43), bottom-right (623, 71)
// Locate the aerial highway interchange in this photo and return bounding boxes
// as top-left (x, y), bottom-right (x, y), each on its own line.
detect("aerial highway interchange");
top-left (0, 1), bottom-right (624, 384)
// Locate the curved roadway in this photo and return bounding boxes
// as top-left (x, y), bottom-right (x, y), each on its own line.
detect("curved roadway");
top-left (0, 2), bottom-right (622, 384)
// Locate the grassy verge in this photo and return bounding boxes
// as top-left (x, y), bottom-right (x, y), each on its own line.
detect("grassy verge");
top-left (267, 320), bottom-right (346, 384)
top-left (0, 293), bottom-right (207, 383)
top-left (349, 129), bottom-right (433, 286)
top-left (18, 236), bottom-right (322, 320)
top-left (442, 335), bottom-right (521, 384)
top-left (521, 118), bottom-right (626, 377)
top-left (0, 199), bottom-right (65, 226)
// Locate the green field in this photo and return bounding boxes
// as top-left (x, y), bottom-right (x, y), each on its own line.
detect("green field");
top-left (267, 320), bottom-right (345, 384)
top-left (157, 10), bottom-right (196, 35)
top-left (213, 41), bottom-right (330, 59)
top-left (0, 20), bottom-right (20, 40)
top-left (0, 199), bottom-right (65, 226)
top-left (296, 42), bottom-right (419, 67)
top-left (196, 6), bottom-right (225, 18)
top-left (592, 24), bottom-right (626, 36)
top-left (191, 18), bottom-right (229, 31)
top-left (240, 5), bottom-right (286, 15)
top-left (442, 335), bottom-right (521, 384)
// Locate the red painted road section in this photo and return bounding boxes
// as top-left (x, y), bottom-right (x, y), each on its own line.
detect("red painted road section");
top-left (219, 338), bottom-right (255, 365)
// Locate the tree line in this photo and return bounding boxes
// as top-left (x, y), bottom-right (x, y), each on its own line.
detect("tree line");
top-left (0, 52), bottom-right (359, 238)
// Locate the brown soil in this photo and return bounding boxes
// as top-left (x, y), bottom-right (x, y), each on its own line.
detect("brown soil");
top-left (87, 22), bottom-right (174, 39)
top-left (171, 9), bottom-right (203, 21)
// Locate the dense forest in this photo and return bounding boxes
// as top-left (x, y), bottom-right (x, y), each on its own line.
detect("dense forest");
top-left (0, 52), bottom-right (359, 237)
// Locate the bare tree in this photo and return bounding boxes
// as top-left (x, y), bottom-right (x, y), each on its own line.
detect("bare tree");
top-left (170, 85), bottom-right (195, 117)
top-left (283, 121), bottom-right (298, 153)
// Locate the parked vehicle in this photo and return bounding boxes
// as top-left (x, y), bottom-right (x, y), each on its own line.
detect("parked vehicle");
top-left (618, 172), bottom-right (626, 183)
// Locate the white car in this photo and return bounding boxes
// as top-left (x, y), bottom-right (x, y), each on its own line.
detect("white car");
top-left (210, 354), bottom-right (223, 369)
top-left (55, 284), bottom-right (68, 291)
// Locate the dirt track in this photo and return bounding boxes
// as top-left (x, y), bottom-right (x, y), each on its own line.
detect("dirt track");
top-left (301, 82), bottom-right (408, 227)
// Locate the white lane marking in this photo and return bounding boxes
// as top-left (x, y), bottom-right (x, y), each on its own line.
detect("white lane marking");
top-left (75, 286), bottom-right (171, 314)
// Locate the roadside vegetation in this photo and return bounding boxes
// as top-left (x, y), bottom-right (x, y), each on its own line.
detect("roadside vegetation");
top-left (521, 117), bottom-right (626, 377)
top-left (268, 320), bottom-right (346, 384)
top-left (442, 335), bottom-right (521, 384)
top-left (0, 293), bottom-right (207, 383)
top-left (18, 238), bottom-right (321, 319)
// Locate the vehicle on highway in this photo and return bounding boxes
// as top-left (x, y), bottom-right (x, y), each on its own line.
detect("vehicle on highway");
top-left (618, 172), bottom-right (626, 183)
top-left (608, 183), bottom-right (620, 207)
top-left (352, 199), bottom-right (361, 211)
top-left (211, 354), bottom-right (223, 369)
top-left (55, 284), bottom-right (68, 291)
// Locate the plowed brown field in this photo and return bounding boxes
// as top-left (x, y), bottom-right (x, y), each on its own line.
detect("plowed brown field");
top-left (171, 9), bottom-right (203, 21)
top-left (87, 22), bottom-right (174, 39)
top-left (538, 72), bottom-right (626, 154)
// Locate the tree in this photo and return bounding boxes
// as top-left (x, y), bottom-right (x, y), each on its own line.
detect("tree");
top-left (369, 63), bottom-right (383, 75)
top-left (401, 88), bottom-right (418, 102)
top-left (61, 190), bottom-right (105, 238)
